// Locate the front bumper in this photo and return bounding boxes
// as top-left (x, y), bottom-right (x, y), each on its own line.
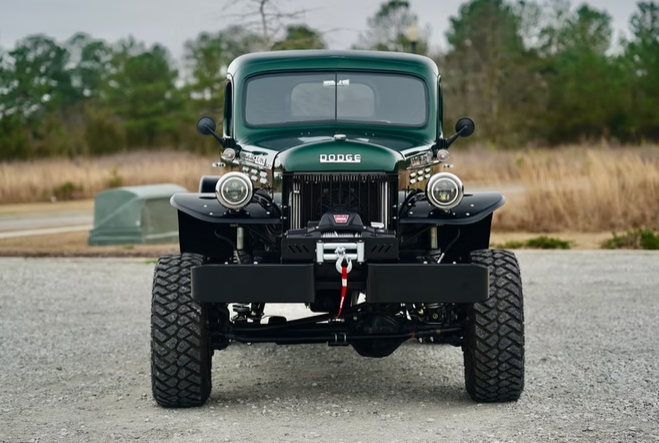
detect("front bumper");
top-left (191, 263), bottom-right (489, 304)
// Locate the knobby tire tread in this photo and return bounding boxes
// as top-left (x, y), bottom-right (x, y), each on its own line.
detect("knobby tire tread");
top-left (151, 253), bottom-right (211, 408)
top-left (464, 249), bottom-right (525, 402)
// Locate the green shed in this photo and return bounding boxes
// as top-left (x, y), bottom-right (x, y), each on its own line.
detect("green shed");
top-left (88, 184), bottom-right (187, 245)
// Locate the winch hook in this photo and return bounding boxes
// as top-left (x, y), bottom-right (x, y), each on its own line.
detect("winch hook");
top-left (334, 246), bottom-right (352, 319)
top-left (334, 246), bottom-right (353, 274)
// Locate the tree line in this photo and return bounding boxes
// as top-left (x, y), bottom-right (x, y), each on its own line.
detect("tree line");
top-left (1, 0), bottom-right (658, 160)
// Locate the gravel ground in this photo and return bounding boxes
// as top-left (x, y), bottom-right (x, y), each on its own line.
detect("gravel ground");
top-left (1, 252), bottom-right (658, 443)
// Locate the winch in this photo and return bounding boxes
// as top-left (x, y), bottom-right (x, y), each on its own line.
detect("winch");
top-left (281, 212), bottom-right (398, 262)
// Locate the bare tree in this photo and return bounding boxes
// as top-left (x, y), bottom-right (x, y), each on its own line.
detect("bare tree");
top-left (354, 1), bottom-right (430, 54)
top-left (221, 0), bottom-right (309, 49)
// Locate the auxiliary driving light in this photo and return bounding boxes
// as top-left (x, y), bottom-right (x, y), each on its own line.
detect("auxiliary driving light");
top-left (222, 148), bottom-right (236, 161)
top-left (215, 172), bottom-right (253, 209)
top-left (426, 172), bottom-right (464, 209)
top-left (436, 149), bottom-right (449, 162)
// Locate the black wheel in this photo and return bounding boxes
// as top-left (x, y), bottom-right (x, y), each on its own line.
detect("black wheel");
top-left (464, 249), bottom-right (524, 402)
top-left (151, 253), bottom-right (211, 408)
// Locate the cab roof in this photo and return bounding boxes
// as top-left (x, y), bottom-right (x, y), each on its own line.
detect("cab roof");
top-left (227, 50), bottom-right (440, 78)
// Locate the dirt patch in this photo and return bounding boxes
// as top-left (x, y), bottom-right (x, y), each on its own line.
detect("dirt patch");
top-left (0, 230), bottom-right (610, 257)
top-left (0, 231), bottom-right (177, 257)
top-left (0, 199), bottom-right (93, 215)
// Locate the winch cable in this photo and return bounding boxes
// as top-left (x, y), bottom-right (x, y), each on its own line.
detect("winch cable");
top-left (336, 258), bottom-right (349, 319)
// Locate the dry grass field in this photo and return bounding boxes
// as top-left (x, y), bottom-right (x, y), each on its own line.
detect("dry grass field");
top-left (484, 147), bottom-right (659, 232)
top-left (1, 145), bottom-right (658, 232)
top-left (0, 151), bottom-right (218, 204)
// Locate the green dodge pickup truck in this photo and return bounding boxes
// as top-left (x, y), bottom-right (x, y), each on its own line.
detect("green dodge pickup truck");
top-left (150, 50), bottom-right (525, 408)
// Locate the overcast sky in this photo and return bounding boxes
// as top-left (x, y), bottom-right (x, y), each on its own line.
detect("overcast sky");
top-left (0, 0), bottom-right (640, 63)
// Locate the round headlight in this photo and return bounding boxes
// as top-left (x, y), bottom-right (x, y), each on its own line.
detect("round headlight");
top-left (426, 172), bottom-right (464, 209)
top-left (215, 172), bottom-right (253, 209)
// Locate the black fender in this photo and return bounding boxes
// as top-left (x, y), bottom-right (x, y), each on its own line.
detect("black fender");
top-left (398, 191), bottom-right (505, 261)
top-left (172, 192), bottom-right (281, 259)
top-left (199, 175), bottom-right (221, 193)
top-left (399, 191), bottom-right (505, 225)
top-left (171, 193), bottom-right (281, 225)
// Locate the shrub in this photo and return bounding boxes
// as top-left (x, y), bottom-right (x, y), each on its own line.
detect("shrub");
top-left (52, 181), bottom-right (84, 201)
top-left (524, 236), bottom-right (572, 249)
top-left (602, 229), bottom-right (659, 250)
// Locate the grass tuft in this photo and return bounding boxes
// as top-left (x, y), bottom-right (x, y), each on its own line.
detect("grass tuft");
top-left (525, 236), bottom-right (573, 249)
top-left (494, 240), bottom-right (526, 249)
top-left (107, 166), bottom-right (124, 188)
top-left (601, 229), bottom-right (659, 250)
top-left (495, 236), bottom-right (572, 250)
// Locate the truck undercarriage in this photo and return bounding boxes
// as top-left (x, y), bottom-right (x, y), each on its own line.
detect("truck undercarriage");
top-left (209, 301), bottom-right (465, 358)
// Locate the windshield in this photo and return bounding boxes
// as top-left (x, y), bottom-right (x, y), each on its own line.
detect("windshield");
top-left (244, 72), bottom-right (428, 127)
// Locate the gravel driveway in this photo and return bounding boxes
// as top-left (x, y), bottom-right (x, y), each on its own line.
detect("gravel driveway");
top-left (1, 252), bottom-right (658, 442)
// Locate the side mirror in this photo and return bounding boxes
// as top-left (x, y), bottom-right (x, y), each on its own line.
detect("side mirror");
top-left (196, 116), bottom-right (217, 136)
top-left (196, 116), bottom-right (224, 147)
top-left (442, 117), bottom-right (475, 149)
top-left (455, 117), bottom-right (475, 137)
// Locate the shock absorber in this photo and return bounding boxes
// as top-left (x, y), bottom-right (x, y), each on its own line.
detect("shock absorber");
top-left (430, 226), bottom-right (438, 250)
top-left (234, 227), bottom-right (251, 264)
top-left (427, 226), bottom-right (443, 263)
top-left (236, 227), bottom-right (244, 250)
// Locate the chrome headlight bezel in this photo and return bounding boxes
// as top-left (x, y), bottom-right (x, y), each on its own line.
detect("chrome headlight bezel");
top-left (215, 172), bottom-right (253, 209)
top-left (426, 172), bottom-right (464, 209)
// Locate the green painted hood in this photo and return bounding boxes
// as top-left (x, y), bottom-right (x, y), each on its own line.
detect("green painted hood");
top-left (275, 139), bottom-right (404, 172)
top-left (236, 133), bottom-right (434, 172)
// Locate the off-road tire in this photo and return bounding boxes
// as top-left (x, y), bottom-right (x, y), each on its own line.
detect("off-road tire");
top-left (464, 249), bottom-right (524, 402)
top-left (151, 253), bottom-right (211, 408)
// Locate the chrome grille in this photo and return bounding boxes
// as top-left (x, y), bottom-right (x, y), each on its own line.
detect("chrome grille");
top-left (287, 173), bottom-right (396, 230)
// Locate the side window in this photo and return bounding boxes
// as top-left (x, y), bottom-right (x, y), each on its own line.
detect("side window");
top-left (223, 81), bottom-right (233, 137)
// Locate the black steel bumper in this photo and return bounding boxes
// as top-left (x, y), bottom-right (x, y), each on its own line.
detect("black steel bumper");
top-left (191, 263), bottom-right (489, 304)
